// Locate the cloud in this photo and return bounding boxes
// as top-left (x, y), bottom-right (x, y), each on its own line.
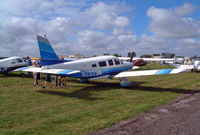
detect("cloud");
top-left (0, 16), bottom-right (79, 57)
top-left (174, 3), bottom-right (196, 16)
top-left (0, 1), bottom-right (199, 58)
top-left (75, 29), bottom-right (138, 56)
top-left (147, 3), bottom-right (200, 38)
top-left (135, 35), bottom-right (172, 55)
top-left (0, 0), bottom-right (89, 19)
top-left (0, 0), bottom-right (136, 57)
top-left (85, 2), bottom-right (130, 30)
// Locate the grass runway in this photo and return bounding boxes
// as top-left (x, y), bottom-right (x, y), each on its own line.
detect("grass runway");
top-left (1, 64), bottom-right (200, 135)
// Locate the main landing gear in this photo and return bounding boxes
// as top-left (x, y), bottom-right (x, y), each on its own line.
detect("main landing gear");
top-left (120, 78), bottom-right (132, 87)
top-left (80, 79), bottom-right (89, 83)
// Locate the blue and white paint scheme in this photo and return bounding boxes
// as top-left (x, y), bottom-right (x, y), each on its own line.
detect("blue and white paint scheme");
top-left (0, 56), bottom-right (28, 73)
top-left (15, 35), bottom-right (187, 87)
top-left (37, 35), bottom-right (72, 66)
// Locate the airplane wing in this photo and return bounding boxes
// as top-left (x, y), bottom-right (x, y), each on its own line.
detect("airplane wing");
top-left (14, 67), bottom-right (80, 76)
top-left (169, 64), bottom-right (194, 70)
top-left (114, 68), bottom-right (187, 78)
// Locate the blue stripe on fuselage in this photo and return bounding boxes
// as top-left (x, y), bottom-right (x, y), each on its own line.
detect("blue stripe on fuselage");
top-left (65, 65), bottom-right (132, 79)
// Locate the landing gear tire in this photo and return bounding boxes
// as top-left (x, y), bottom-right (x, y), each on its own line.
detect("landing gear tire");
top-left (120, 78), bottom-right (132, 87)
top-left (20, 73), bottom-right (25, 78)
top-left (1, 68), bottom-right (8, 74)
top-left (80, 79), bottom-right (89, 83)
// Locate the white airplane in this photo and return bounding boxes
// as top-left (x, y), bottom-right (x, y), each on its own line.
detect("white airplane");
top-left (0, 56), bottom-right (28, 73)
top-left (15, 35), bottom-right (187, 87)
top-left (169, 59), bottom-right (200, 72)
top-left (119, 57), bottom-right (175, 62)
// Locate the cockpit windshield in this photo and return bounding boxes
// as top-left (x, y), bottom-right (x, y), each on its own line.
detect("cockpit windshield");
top-left (114, 58), bottom-right (120, 65)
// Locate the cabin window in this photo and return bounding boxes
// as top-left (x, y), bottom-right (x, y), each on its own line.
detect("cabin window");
top-left (16, 58), bottom-right (23, 63)
top-left (114, 59), bottom-right (120, 65)
top-left (23, 58), bottom-right (27, 62)
top-left (10, 59), bottom-right (16, 64)
top-left (92, 64), bottom-right (97, 68)
top-left (98, 61), bottom-right (107, 67)
top-left (108, 59), bottom-right (114, 66)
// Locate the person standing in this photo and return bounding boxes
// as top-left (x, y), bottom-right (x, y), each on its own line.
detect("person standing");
top-left (42, 74), bottom-right (52, 88)
top-left (26, 56), bottom-right (32, 77)
top-left (32, 62), bottom-right (39, 86)
top-left (55, 75), bottom-right (58, 87)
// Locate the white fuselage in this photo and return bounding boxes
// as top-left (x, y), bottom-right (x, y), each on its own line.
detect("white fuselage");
top-left (0, 56), bottom-right (28, 72)
top-left (42, 56), bottom-right (133, 79)
top-left (44, 56), bottom-right (132, 70)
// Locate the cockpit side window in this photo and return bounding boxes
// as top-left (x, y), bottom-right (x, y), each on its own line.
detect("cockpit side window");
top-left (16, 58), bottom-right (23, 63)
top-left (23, 58), bottom-right (27, 62)
top-left (10, 59), bottom-right (16, 64)
top-left (92, 63), bottom-right (97, 68)
top-left (98, 61), bottom-right (107, 67)
top-left (114, 59), bottom-right (120, 65)
top-left (108, 59), bottom-right (114, 66)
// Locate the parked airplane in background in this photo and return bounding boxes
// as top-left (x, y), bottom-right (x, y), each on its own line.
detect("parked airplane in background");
top-left (170, 59), bottom-right (200, 72)
top-left (15, 35), bottom-right (187, 87)
top-left (119, 57), bottom-right (175, 63)
top-left (133, 59), bottom-right (147, 67)
top-left (0, 56), bottom-right (28, 73)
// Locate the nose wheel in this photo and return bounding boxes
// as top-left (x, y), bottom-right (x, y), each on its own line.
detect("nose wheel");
top-left (120, 78), bottom-right (132, 87)
top-left (1, 68), bottom-right (8, 74)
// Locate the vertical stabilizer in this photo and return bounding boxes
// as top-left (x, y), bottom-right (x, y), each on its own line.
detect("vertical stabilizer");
top-left (37, 35), bottom-right (62, 66)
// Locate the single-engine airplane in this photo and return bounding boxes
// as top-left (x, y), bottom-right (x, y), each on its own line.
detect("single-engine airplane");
top-left (0, 56), bottom-right (28, 73)
top-left (169, 59), bottom-right (200, 72)
top-left (15, 35), bottom-right (187, 87)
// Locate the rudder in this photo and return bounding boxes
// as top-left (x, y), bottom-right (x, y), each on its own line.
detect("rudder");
top-left (37, 35), bottom-right (62, 66)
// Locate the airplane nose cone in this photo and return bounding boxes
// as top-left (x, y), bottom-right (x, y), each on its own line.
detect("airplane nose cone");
top-left (123, 61), bottom-right (133, 70)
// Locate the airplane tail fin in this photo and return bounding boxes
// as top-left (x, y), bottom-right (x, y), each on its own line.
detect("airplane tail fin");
top-left (37, 35), bottom-right (63, 66)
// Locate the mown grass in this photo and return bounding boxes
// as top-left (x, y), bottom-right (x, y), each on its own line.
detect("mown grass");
top-left (0, 64), bottom-right (200, 135)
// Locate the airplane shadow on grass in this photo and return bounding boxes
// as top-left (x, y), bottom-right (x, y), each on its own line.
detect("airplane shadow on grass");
top-left (0, 73), bottom-right (22, 78)
top-left (36, 81), bottom-right (200, 101)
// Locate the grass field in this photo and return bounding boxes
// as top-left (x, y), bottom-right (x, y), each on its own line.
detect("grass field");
top-left (1, 64), bottom-right (200, 135)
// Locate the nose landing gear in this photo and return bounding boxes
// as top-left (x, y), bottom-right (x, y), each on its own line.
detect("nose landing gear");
top-left (120, 78), bottom-right (132, 87)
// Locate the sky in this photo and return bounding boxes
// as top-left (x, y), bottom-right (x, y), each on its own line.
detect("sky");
top-left (0, 0), bottom-right (200, 57)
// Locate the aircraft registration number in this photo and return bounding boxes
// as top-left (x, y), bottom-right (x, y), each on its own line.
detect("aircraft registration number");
top-left (82, 71), bottom-right (102, 77)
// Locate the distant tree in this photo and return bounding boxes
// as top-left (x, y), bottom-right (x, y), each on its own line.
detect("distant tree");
top-left (161, 52), bottom-right (175, 58)
top-left (0, 57), bottom-right (7, 60)
top-left (170, 53), bottom-right (175, 58)
top-left (103, 53), bottom-right (109, 56)
top-left (161, 52), bottom-right (166, 57)
top-left (140, 55), bottom-right (151, 58)
top-left (176, 56), bottom-right (184, 58)
top-left (128, 52), bottom-right (136, 57)
top-left (152, 54), bottom-right (160, 56)
top-left (113, 53), bottom-right (121, 57)
top-left (128, 52), bottom-right (131, 57)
